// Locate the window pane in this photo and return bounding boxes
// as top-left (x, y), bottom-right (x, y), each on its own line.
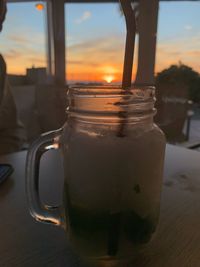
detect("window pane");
top-left (156, 2), bottom-right (200, 73)
top-left (65, 3), bottom-right (137, 85)
top-left (0, 2), bottom-right (46, 75)
top-left (0, 2), bottom-right (47, 143)
top-left (156, 2), bottom-right (200, 145)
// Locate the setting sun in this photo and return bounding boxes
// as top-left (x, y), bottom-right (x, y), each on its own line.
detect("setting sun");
top-left (103, 75), bottom-right (115, 83)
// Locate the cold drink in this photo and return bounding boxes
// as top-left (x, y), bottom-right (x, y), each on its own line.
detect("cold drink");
top-left (62, 124), bottom-right (165, 259)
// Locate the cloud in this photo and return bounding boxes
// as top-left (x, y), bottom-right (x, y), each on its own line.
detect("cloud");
top-left (27, 57), bottom-right (45, 65)
top-left (4, 49), bottom-right (22, 59)
top-left (184, 25), bottom-right (193, 31)
top-left (187, 50), bottom-right (200, 57)
top-left (8, 31), bottom-right (45, 47)
top-left (8, 35), bottom-right (29, 44)
top-left (66, 34), bottom-right (138, 81)
top-left (3, 24), bottom-right (200, 79)
top-left (75, 11), bottom-right (91, 24)
top-left (68, 35), bottom-right (124, 54)
top-left (67, 35), bottom-right (125, 68)
top-left (68, 60), bottom-right (99, 67)
top-left (156, 34), bottom-right (200, 73)
top-left (3, 45), bottom-right (46, 74)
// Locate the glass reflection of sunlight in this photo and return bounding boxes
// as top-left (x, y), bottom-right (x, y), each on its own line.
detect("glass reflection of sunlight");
top-left (35, 3), bottom-right (44, 11)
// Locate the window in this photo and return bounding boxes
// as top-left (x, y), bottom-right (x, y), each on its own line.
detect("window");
top-left (156, 2), bottom-right (200, 74)
top-left (0, 2), bottom-right (46, 76)
top-left (65, 3), bottom-right (132, 84)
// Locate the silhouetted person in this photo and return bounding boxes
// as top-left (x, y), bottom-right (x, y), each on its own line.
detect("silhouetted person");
top-left (0, 0), bottom-right (26, 154)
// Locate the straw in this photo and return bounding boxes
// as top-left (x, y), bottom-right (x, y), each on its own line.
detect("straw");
top-left (115, 0), bottom-right (136, 138)
top-left (120, 0), bottom-right (137, 89)
top-left (107, 213), bottom-right (121, 256)
top-left (107, 1), bottom-right (137, 257)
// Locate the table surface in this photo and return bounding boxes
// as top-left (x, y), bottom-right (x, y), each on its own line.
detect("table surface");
top-left (0, 145), bottom-right (200, 267)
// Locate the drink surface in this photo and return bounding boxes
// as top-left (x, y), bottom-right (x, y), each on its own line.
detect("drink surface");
top-left (61, 123), bottom-right (165, 259)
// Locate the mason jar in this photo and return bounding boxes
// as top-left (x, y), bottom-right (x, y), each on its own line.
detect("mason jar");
top-left (26, 86), bottom-right (166, 266)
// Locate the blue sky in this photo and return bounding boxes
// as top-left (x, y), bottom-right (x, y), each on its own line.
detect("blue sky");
top-left (158, 2), bottom-right (200, 40)
top-left (0, 1), bottom-right (200, 81)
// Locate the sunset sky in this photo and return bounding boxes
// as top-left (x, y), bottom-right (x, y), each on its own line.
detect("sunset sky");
top-left (0, 1), bottom-right (200, 83)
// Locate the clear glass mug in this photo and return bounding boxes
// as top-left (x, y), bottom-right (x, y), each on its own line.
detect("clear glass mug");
top-left (26, 86), bottom-right (166, 266)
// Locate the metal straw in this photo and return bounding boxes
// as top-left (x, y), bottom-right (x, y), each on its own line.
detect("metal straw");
top-left (115, 0), bottom-right (137, 138)
top-left (120, 0), bottom-right (137, 89)
top-left (107, 2), bottom-right (137, 257)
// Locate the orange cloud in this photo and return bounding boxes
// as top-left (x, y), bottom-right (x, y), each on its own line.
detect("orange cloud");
top-left (8, 34), bottom-right (29, 44)
top-left (156, 34), bottom-right (200, 73)
top-left (66, 35), bottom-right (138, 82)
top-left (2, 29), bottom-right (200, 81)
top-left (2, 30), bottom-right (46, 74)
top-left (4, 47), bottom-right (46, 74)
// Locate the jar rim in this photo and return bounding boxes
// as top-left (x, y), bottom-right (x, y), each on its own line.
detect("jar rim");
top-left (68, 85), bottom-right (155, 97)
top-left (66, 85), bottom-right (156, 124)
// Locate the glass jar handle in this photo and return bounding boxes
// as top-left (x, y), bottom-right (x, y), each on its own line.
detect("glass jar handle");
top-left (26, 129), bottom-right (64, 226)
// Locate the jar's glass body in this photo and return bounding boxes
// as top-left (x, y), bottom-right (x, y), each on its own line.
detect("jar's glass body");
top-left (60, 86), bottom-right (166, 262)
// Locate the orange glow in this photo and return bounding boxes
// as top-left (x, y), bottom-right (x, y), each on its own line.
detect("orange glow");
top-left (35, 3), bottom-right (44, 11)
top-left (103, 75), bottom-right (115, 83)
top-left (100, 66), bottom-right (119, 75)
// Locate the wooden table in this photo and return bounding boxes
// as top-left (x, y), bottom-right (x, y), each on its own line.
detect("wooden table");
top-left (0, 145), bottom-right (200, 267)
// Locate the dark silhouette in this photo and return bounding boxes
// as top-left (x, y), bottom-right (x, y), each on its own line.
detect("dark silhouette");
top-left (155, 63), bottom-right (200, 142)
